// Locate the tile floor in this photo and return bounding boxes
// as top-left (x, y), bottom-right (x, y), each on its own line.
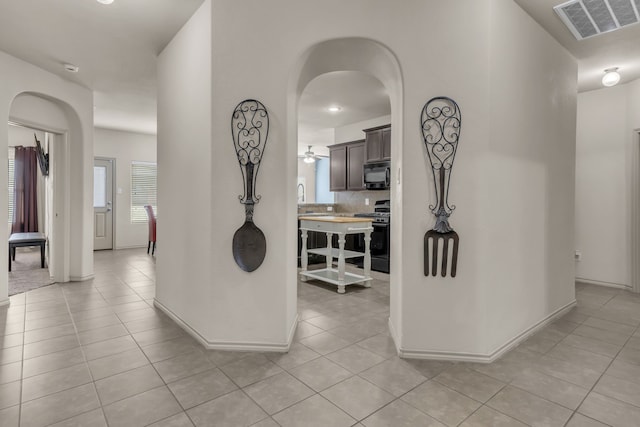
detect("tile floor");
top-left (1, 249), bottom-right (640, 426)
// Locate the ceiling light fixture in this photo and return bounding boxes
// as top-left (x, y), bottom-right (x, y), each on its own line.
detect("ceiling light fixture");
top-left (327, 106), bottom-right (342, 113)
top-left (602, 67), bottom-right (621, 87)
top-left (96, 0), bottom-right (114, 4)
top-left (63, 63), bottom-right (79, 73)
top-left (303, 146), bottom-right (316, 163)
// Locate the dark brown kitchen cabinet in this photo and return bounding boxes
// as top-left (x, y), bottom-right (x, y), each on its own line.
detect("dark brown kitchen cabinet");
top-left (346, 141), bottom-right (365, 190)
top-left (297, 222), bottom-right (328, 265)
top-left (381, 126), bottom-right (391, 159)
top-left (329, 140), bottom-right (365, 191)
top-left (329, 144), bottom-right (347, 191)
top-left (364, 124), bottom-right (391, 163)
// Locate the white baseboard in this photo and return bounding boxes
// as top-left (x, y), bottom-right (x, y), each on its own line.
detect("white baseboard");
top-left (115, 245), bottom-right (148, 250)
top-left (286, 314), bottom-right (298, 348)
top-left (387, 317), bottom-right (400, 356)
top-left (154, 298), bottom-right (296, 352)
top-left (69, 273), bottom-right (95, 282)
top-left (397, 300), bottom-right (577, 363)
top-left (575, 277), bottom-right (631, 290)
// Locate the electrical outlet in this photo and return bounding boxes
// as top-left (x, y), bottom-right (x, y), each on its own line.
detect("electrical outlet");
top-left (327, 206), bottom-right (333, 212)
top-left (575, 250), bottom-right (582, 261)
top-left (365, 198), bottom-right (370, 206)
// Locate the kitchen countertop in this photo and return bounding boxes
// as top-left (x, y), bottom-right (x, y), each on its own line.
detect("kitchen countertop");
top-left (297, 213), bottom-right (355, 217)
top-left (298, 215), bottom-right (373, 223)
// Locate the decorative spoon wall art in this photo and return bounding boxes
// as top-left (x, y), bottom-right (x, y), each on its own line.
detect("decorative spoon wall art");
top-left (231, 99), bottom-right (269, 272)
top-left (420, 97), bottom-right (462, 277)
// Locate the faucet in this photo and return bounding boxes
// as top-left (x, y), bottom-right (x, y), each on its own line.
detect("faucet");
top-left (297, 183), bottom-right (305, 203)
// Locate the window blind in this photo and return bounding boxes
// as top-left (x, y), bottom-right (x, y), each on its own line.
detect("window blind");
top-left (131, 161), bottom-right (157, 223)
top-left (8, 149), bottom-right (14, 225)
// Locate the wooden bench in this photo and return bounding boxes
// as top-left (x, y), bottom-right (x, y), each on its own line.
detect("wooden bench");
top-left (8, 232), bottom-right (46, 272)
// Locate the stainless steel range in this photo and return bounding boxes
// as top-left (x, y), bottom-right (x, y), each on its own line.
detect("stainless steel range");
top-left (354, 200), bottom-right (390, 274)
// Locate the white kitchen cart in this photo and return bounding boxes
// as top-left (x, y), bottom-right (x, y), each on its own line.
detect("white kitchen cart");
top-left (299, 216), bottom-right (373, 293)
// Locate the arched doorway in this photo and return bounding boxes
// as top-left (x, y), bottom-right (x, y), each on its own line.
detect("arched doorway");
top-left (288, 37), bottom-right (404, 347)
top-left (2, 91), bottom-right (89, 302)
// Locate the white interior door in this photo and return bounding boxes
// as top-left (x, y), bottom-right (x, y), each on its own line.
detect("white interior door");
top-left (93, 158), bottom-right (114, 250)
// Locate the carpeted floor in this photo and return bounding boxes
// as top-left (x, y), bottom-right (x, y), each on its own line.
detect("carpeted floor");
top-left (8, 246), bottom-right (54, 295)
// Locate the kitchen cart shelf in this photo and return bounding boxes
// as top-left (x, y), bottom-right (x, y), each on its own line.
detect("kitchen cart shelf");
top-left (300, 268), bottom-right (372, 287)
top-left (299, 216), bottom-right (373, 294)
top-left (307, 247), bottom-right (364, 259)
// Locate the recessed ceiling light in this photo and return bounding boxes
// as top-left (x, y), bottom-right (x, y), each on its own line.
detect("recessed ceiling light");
top-left (602, 67), bottom-right (621, 87)
top-left (327, 106), bottom-right (342, 113)
top-left (96, 0), bottom-right (114, 4)
top-left (63, 63), bottom-right (79, 73)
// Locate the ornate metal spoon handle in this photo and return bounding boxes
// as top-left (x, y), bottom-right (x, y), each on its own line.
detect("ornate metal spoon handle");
top-left (231, 99), bottom-right (269, 206)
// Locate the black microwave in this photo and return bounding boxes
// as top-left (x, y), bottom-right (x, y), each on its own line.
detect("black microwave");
top-left (363, 161), bottom-right (390, 190)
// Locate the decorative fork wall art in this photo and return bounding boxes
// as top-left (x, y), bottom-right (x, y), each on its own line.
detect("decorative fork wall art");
top-left (420, 97), bottom-right (462, 277)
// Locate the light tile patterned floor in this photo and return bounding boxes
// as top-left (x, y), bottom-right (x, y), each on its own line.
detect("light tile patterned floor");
top-left (1, 248), bottom-right (640, 426)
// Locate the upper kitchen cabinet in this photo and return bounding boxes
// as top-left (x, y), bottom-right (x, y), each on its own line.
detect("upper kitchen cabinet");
top-left (347, 141), bottom-right (365, 190)
top-left (329, 140), bottom-right (365, 191)
top-left (364, 124), bottom-right (391, 163)
top-left (329, 144), bottom-right (347, 191)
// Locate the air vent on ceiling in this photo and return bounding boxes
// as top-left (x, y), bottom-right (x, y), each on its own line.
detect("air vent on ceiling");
top-left (554, 0), bottom-right (640, 40)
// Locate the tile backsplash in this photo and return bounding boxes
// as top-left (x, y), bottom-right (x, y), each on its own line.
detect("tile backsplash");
top-left (297, 203), bottom-right (336, 214)
top-left (335, 190), bottom-right (390, 213)
top-left (297, 190), bottom-right (390, 214)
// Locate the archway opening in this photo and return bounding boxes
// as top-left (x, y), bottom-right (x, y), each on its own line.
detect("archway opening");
top-left (3, 91), bottom-right (86, 301)
top-left (288, 37), bottom-right (404, 349)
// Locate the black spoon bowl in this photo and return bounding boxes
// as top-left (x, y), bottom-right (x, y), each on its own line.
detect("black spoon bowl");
top-left (232, 210), bottom-right (266, 272)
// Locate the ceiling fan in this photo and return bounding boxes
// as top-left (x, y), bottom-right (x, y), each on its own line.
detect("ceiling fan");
top-left (300, 145), bottom-right (321, 164)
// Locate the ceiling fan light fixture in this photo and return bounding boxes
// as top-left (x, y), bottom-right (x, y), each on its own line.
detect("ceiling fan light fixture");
top-left (602, 67), bottom-right (621, 87)
top-left (327, 106), bottom-right (342, 113)
top-left (303, 145), bottom-right (316, 163)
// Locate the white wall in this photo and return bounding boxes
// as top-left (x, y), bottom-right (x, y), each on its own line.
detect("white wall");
top-left (481, 0), bottom-right (577, 353)
top-left (156, 0), bottom-right (216, 344)
top-left (157, 0), bottom-right (577, 358)
top-left (0, 51), bottom-right (94, 304)
top-left (575, 78), bottom-right (640, 289)
top-left (334, 114), bottom-right (391, 144)
top-left (94, 127), bottom-right (157, 249)
top-left (576, 85), bottom-right (628, 286)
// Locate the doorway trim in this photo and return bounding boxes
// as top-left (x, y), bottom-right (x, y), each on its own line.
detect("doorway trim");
top-left (6, 118), bottom-right (70, 284)
top-left (93, 156), bottom-right (116, 251)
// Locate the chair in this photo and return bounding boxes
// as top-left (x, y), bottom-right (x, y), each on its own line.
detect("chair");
top-left (144, 205), bottom-right (157, 255)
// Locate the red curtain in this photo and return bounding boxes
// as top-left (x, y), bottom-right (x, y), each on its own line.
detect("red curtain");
top-left (12, 146), bottom-right (39, 233)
